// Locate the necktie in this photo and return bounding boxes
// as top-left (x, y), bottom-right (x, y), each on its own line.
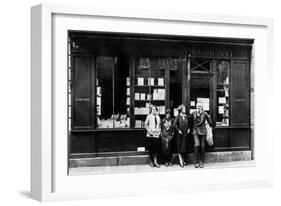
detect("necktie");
top-left (154, 116), bottom-right (157, 128)
top-left (182, 114), bottom-right (186, 121)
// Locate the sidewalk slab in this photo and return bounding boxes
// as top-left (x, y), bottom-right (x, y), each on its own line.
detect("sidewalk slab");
top-left (69, 160), bottom-right (255, 176)
top-left (69, 151), bottom-right (252, 168)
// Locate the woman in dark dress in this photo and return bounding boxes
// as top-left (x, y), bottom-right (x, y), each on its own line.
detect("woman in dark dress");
top-left (160, 109), bottom-right (174, 167)
top-left (173, 105), bottom-right (191, 167)
top-left (192, 102), bottom-right (212, 168)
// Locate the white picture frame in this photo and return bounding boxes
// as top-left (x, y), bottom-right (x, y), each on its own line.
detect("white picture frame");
top-left (31, 3), bottom-right (274, 202)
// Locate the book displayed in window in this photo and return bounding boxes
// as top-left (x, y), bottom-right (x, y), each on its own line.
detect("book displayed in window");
top-left (216, 61), bottom-right (230, 126)
top-left (134, 58), bottom-right (166, 128)
top-left (96, 56), bottom-right (130, 129)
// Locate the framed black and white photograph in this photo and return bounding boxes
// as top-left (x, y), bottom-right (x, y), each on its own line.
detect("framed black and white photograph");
top-left (67, 30), bottom-right (253, 173)
top-left (31, 3), bottom-right (274, 201)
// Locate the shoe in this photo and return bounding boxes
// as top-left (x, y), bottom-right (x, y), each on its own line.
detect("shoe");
top-left (150, 162), bottom-right (155, 167)
top-left (179, 162), bottom-right (184, 168)
top-left (195, 163), bottom-right (199, 168)
top-left (154, 162), bottom-right (160, 168)
top-left (199, 162), bottom-right (204, 168)
top-left (168, 162), bottom-right (173, 166)
top-left (165, 162), bottom-right (169, 167)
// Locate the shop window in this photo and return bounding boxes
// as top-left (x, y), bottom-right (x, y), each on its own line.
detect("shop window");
top-left (216, 61), bottom-right (230, 126)
top-left (133, 57), bottom-right (166, 128)
top-left (96, 56), bottom-right (130, 129)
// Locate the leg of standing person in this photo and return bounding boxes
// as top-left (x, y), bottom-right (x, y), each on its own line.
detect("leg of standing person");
top-left (153, 138), bottom-right (160, 168)
top-left (193, 134), bottom-right (200, 168)
top-left (147, 138), bottom-right (157, 167)
top-left (167, 138), bottom-right (172, 166)
top-left (177, 134), bottom-right (185, 167)
top-left (178, 153), bottom-right (184, 167)
top-left (162, 137), bottom-right (168, 166)
top-left (153, 154), bottom-right (160, 167)
top-left (165, 138), bottom-right (170, 167)
top-left (199, 135), bottom-right (206, 168)
top-left (170, 133), bottom-right (176, 165)
top-left (182, 134), bottom-right (187, 166)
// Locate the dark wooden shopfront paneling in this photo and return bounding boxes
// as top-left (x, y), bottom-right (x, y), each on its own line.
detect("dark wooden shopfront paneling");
top-left (229, 60), bottom-right (250, 148)
top-left (230, 60), bottom-right (250, 126)
top-left (71, 132), bottom-right (95, 153)
top-left (230, 128), bottom-right (250, 148)
top-left (72, 56), bottom-right (93, 129)
top-left (213, 128), bottom-right (230, 148)
top-left (71, 130), bottom-right (147, 153)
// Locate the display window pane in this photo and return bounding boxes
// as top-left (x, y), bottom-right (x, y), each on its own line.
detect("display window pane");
top-left (134, 57), bottom-right (166, 128)
top-left (216, 61), bottom-right (230, 126)
top-left (96, 56), bottom-right (130, 129)
top-left (96, 56), bottom-right (114, 128)
top-left (114, 56), bottom-right (130, 128)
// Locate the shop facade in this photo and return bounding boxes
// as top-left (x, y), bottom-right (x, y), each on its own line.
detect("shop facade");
top-left (68, 31), bottom-right (254, 165)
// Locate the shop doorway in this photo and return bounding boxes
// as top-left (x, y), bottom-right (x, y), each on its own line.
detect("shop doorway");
top-left (189, 58), bottom-right (214, 116)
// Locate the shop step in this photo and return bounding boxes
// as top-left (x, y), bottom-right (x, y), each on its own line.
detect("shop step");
top-left (69, 151), bottom-right (252, 168)
top-left (70, 151), bottom-right (147, 159)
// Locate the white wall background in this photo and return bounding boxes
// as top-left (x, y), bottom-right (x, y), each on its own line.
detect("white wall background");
top-left (0, 0), bottom-right (280, 205)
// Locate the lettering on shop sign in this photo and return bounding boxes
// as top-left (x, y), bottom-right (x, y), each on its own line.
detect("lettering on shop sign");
top-left (190, 47), bottom-right (233, 57)
top-left (75, 98), bottom-right (90, 101)
top-left (234, 99), bottom-right (246, 102)
top-left (159, 58), bottom-right (179, 71)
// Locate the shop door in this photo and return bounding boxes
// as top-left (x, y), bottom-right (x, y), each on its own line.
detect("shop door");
top-left (189, 58), bottom-right (214, 116)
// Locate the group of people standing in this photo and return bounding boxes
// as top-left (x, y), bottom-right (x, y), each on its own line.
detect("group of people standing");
top-left (144, 103), bottom-right (212, 168)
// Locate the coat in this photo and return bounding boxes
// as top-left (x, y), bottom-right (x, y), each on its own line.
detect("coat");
top-left (160, 117), bottom-right (174, 155)
top-left (144, 114), bottom-right (161, 138)
top-left (161, 117), bottom-right (174, 140)
top-left (173, 114), bottom-right (191, 136)
top-left (173, 114), bottom-right (192, 153)
top-left (192, 111), bottom-right (212, 135)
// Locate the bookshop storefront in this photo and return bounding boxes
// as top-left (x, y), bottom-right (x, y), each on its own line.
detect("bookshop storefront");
top-left (68, 31), bottom-right (253, 160)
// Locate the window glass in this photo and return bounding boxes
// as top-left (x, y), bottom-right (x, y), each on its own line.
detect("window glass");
top-left (113, 56), bottom-right (130, 128)
top-left (190, 58), bottom-right (211, 72)
top-left (96, 57), bottom-right (114, 128)
top-left (216, 61), bottom-right (230, 126)
top-left (134, 57), bottom-right (166, 128)
top-left (190, 58), bottom-right (211, 115)
top-left (96, 56), bottom-right (130, 129)
top-left (190, 77), bottom-right (210, 114)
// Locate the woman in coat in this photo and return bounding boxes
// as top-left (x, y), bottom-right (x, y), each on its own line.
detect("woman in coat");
top-left (145, 105), bottom-right (161, 168)
top-left (173, 105), bottom-right (191, 167)
top-left (192, 102), bottom-right (212, 168)
top-left (160, 109), bottom-right (174, 167)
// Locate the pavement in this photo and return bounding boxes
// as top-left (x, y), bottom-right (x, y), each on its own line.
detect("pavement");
top-left (69, 160), bottom-right (255, 176)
